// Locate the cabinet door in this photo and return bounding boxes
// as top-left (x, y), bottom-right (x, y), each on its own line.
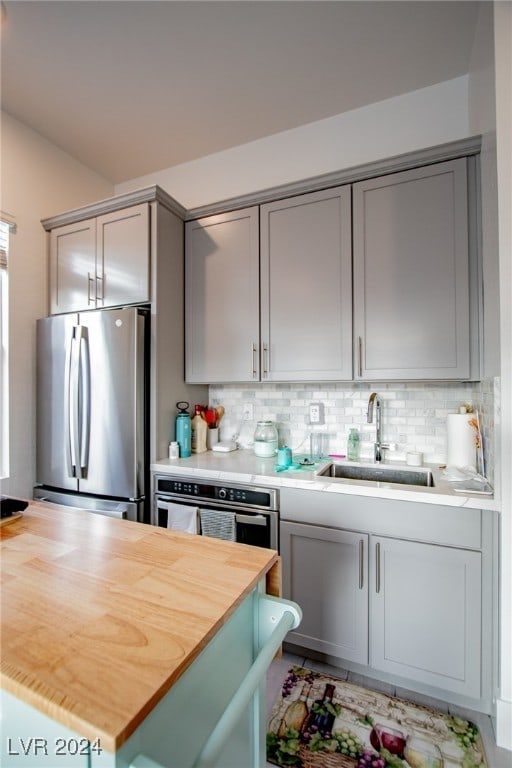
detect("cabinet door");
top-left (96, 203), bottom-right (150, 308)
top-left (353, 159), bottom-right (470, 379)
top-left (371, 536), bottom-right (481, 697)
top-left (260, 186), bottom-right (352, 381)
top-left (281, 521), bottom-right (368, 664)
top-left (185, 207), bottom-right (260, 382)
top-left (49, 219), bottom-right (96, 314)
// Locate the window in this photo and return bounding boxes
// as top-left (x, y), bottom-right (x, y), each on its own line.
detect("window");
top-left (0, 215), bottom-right (14, 479)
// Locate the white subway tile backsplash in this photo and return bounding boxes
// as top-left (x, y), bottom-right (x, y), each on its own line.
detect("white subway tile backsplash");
top-left (209, 379), bottom-right (496, 482)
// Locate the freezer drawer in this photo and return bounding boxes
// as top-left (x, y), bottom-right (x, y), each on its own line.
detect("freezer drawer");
top-left (33, 487), bottom-right (142, 522)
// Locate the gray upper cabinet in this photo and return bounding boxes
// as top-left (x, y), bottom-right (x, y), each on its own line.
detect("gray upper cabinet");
top-left (353, 158), bottom-right (472, 380)
top-left (185, 207), bottom-right (260, 383)
top-left (260, 186), bottom-right (352, 381)
top-left (184, 149), bottom-right (480, 384)
top-left (95, 204), bottom-right (150, 309)
top-left (49, 218), bottom-right (96, 314)
top-left (49, 203), bottom-right (150, 314)
top-left (185, 188), bottom-right (352, 383)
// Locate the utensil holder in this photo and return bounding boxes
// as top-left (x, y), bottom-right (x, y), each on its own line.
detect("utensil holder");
top-left (207, 428), bottom-right (219, 450)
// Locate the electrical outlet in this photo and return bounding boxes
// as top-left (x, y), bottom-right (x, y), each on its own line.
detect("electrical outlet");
top-left (242, 403), bottom-right (254, 421)
top-left (309, 402), bottom-right (325, 425)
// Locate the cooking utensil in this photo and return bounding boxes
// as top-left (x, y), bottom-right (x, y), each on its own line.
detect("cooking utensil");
top-left (205, 408), bottom-right (216, 428)
top-left (215, 406), bottom-right (225, 427)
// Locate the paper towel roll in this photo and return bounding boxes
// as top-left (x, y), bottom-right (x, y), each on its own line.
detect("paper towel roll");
top-left (446, 414), bottom-right (477, 470)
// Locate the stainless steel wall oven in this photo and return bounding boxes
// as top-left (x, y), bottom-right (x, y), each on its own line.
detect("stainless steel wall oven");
top-left (153, 475), bottom-right (278, 550)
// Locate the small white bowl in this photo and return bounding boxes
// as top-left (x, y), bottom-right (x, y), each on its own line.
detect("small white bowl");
top-left (406, 451), bottom-right (423, 467)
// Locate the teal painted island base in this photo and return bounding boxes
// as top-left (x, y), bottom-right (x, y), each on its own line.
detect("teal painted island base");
top-left (2, 590), bottom-right (301, 768)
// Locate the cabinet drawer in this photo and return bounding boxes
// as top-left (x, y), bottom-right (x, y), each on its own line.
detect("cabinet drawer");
top-left (280, 487), bottom-right (482, 549)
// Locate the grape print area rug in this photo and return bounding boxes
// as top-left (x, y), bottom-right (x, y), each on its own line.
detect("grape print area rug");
top-left (267, 666), bottom-right (488, 768)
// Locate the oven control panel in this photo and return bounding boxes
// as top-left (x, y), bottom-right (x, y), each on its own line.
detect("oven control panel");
top-left (154, 476), bottom-right (278, 510)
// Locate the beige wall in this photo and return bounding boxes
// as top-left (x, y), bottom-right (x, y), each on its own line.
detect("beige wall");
top-left (468, 2), bottom-right (501, 381)
top-left (116, 76), bottom-right (470, 209)
top-left (459, 2), bottom-right (511, 748)
top-left (0, 112), bottom-right (113, 497)
top-left (493, 0), bottom-right (512, 750)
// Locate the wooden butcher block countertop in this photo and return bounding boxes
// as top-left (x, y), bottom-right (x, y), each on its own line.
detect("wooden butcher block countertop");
top-left (0, 502), bottom-right (280, 751)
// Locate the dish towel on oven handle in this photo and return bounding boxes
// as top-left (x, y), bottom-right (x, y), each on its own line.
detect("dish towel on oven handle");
top-left (199, 508), bottom-right (236, 542)
top-left (164, 501), bottom-right (199, 534)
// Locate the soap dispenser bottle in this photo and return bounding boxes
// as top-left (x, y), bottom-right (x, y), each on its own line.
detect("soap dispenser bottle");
top-left (347, 428), bottom-right (360, 461)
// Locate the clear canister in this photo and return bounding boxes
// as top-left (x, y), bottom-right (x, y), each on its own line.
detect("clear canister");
top-left (253, 420), bottom-right (278, 457)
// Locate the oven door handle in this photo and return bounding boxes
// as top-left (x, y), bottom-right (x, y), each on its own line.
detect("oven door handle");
top-left (235, 513), bottom-right (267, 526)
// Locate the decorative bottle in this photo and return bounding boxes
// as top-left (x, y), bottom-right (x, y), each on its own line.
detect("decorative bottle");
top-left (347, 428), bottom-right (360, 461)
top-left (191, 405), bottom-right (207, 454)
top-left (175, 402), bottom-right (191, 458)
top-left (303, 683), bottom-right (337, 736)
top-left (277, 682), bottom-right (311, 737)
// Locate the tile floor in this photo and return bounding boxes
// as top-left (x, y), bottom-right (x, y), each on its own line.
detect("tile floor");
top-left (266, 651), bottom-right (511, 768)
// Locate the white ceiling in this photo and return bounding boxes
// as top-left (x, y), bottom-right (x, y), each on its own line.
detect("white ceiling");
top-left (1, 1), bottom-right (481, 185)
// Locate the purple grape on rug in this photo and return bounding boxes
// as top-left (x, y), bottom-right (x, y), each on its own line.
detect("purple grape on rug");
top-left (267, 666), bottom-right (487, 768)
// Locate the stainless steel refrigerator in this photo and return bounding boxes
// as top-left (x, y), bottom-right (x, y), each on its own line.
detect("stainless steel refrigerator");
top-left (34, 306), bottom-right (149, 522)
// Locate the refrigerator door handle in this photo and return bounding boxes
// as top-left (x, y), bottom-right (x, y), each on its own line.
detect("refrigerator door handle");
top-left (64, 330), bottom-right (73, 477)
top-left (78, 328), bottom-right (91, 476)
top-left (67, 328), bottom-right (81, 478)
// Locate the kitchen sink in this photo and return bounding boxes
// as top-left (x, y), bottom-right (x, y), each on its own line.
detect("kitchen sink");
top-left (317, 463), bottom-right (435, 487)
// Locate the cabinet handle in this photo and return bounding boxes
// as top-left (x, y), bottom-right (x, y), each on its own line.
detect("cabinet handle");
top-left (375, 542), bottom-right (381, 594)
top-left (262, 343), bottom-right (269, 378)
top-left (358, 336), bottom-right (363, 378)
top-left (359, 539), bottom-right (364, 590)
top-left (96, 274), bottom-right (104, 303)
top-left (87, 273), bottom-right (95, 306)
top-left (252, 343), bottom-right (258, 378)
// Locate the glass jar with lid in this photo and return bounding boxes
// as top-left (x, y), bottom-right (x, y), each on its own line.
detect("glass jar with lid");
top-left (253, 420), bottom-right (278, 457)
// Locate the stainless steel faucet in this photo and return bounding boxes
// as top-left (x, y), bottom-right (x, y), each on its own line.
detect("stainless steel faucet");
top-left (367, 392), bottom-right (387, 463)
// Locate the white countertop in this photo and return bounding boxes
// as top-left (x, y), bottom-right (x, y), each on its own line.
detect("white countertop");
top-left (151, 450), bottom-right (499, 511)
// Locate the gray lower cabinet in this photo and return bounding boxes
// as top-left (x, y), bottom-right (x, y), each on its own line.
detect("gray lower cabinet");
top-left (353, 158), bottom-right (473, 380)
top-left (370, 536), bottom-right (482, 698)
top-left (49, 203), bottom-right (150, 314)
top-left (281, 509), bottom-right (485, 702)
top-left (280, 521), bottom-right (368, 664)
top-left (185, 207), bottom-right (260, 382)
top-left (260, 186), bottom-right (352, 381)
